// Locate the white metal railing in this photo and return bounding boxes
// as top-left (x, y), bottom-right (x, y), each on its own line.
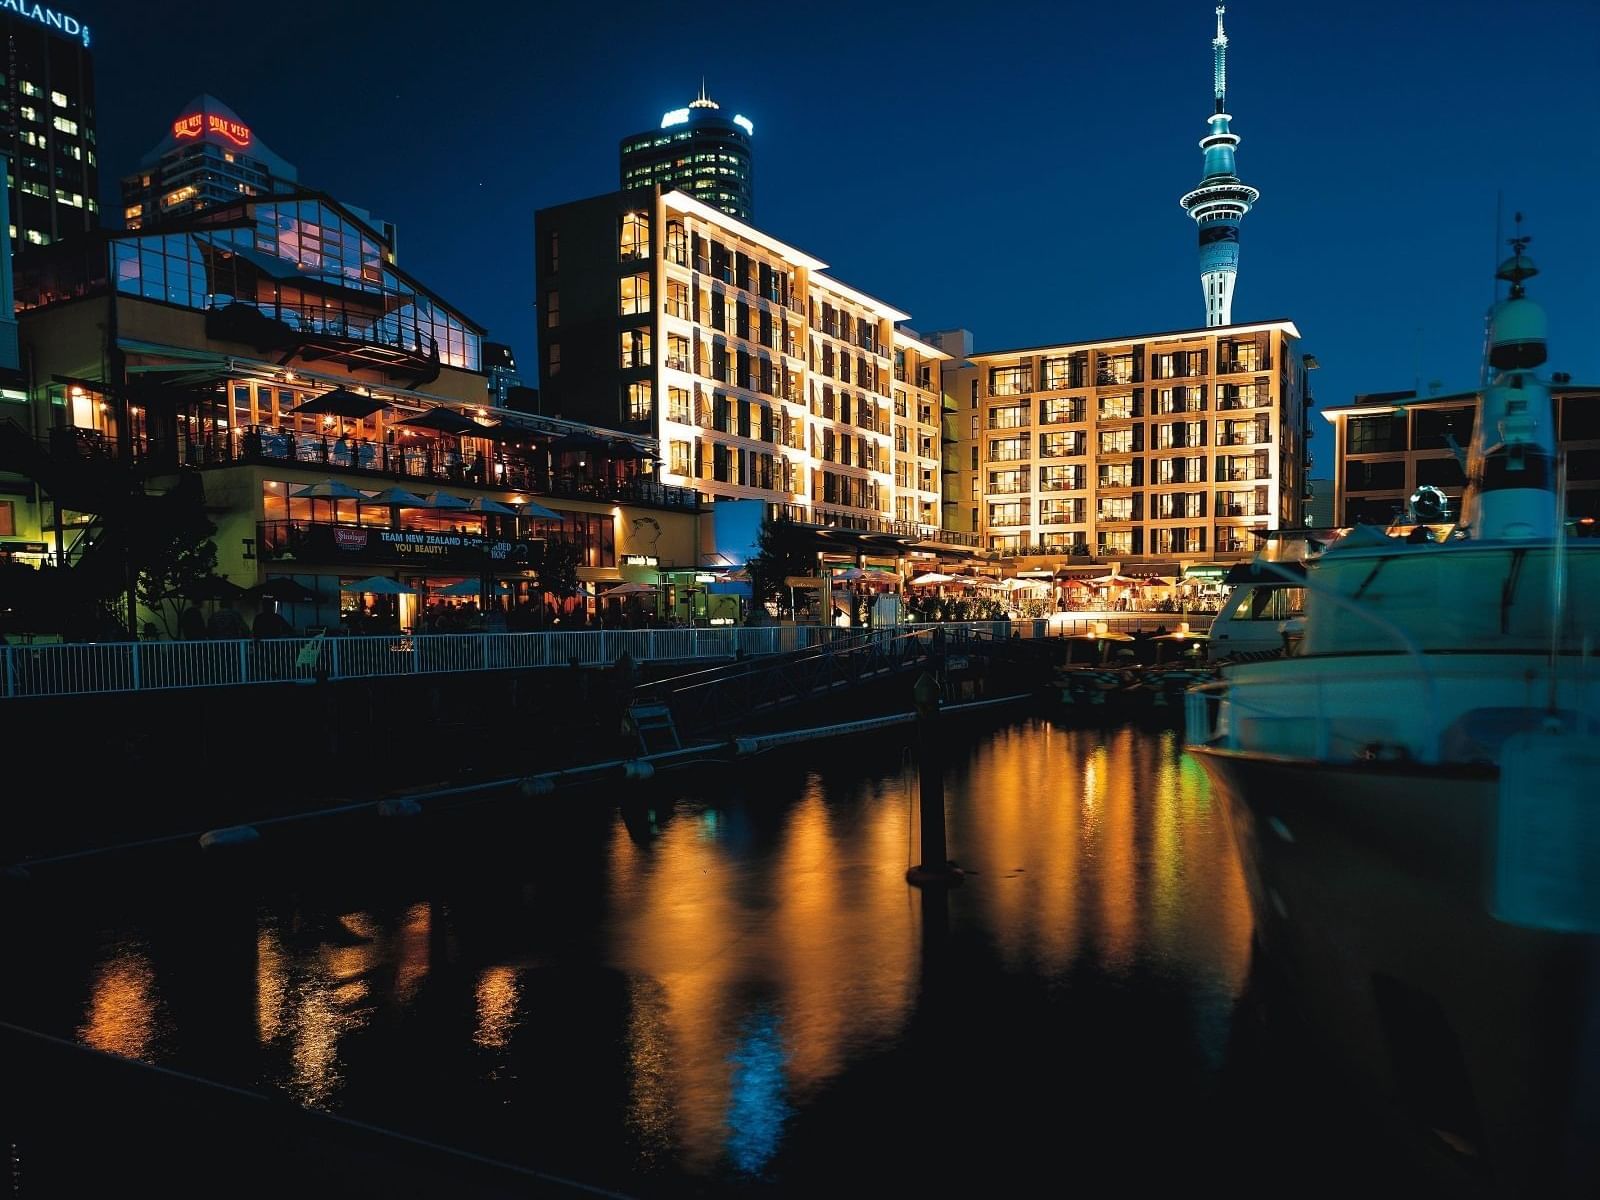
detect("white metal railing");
top-left (0, 622), bottom-right (1019, 700)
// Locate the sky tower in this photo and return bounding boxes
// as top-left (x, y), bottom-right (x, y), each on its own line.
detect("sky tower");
top-left (1180, 6), bottom-right (1259, 327)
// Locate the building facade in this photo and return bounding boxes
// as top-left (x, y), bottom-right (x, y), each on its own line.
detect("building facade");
top-left (535, 188), bottom-right (966, 548)
top-left (945, 320), bottom-right (1310, 565)
top-left (1, 1), bottom-right (97, 252)
top-left (1322, 385), bottom-right (1600, 527)
top-left (1, 190), bottom-right (703, 632)
top-left (120, 95), bottom-right (297, 231)
top-left (619, 86), bottom-right (754, 222)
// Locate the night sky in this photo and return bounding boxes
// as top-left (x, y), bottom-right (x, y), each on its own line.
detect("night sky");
top-left (90, 0), bottom-right (1599, 433)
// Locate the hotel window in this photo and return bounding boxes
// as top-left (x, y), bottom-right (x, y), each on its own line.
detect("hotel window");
top-left (1041, 396), bottom-right (1084, 424)
top-left (619, 212), bottom-right (650, 261)
top-left (988, 403), bottom-right (1028, 430)
top-left (970, 414), bottom-right (979, 438)
top-left (51, 116), bottom-right (77, 135)
top-left (1155, 456), bottom-right (1205, 484)
top-left (669, 440), bottom-right (692, 476)
top-left (1041, 356), bottom-right (1075, 390)
top-left (1041, 464), bottom-right (1086, 491)
top-left (1099, 461), bottom-right (1139, 488)
top-left (1041, 498), bottom-right (1085, 525)
top-left (970, 379), bottom-right (978, 405)
top-left (546, 230), bottom-right (559, 273)
top-left (1223, 452), bottom-right (1270, 483)
top-left (1098, 393), bottom-right (1136, 420)
top-left (544, 291), bottom-right (559, 328)
top-left (1153, 527), bottom-right (1206, 554)
top-left (50, 90), bottom-right (67, 108)
top-left (619, 274), bottom-right (650, 316)
top-left (1098, 496), bottom-right (1136, 522)
top-left (1098, 530), bottom-right (1134, 556)
top-left (1218, 383), bottom-right (1258, 410)
top-left (664, 220), bottom-right (687, 266)
top-left (1154, 386), bottom-right (1196, 415)
top-left (626, 381), bottom-right (653, 421)
top-left (988, 435), bottom-right (1027, 462)
top-left (1097, 353), bottom-right (1134, 385)
top-left (970, 476), bottom-right (980, 500)
top-left (620, 329), bottom-right (651, 369)
top-left (989, 501), bottom-right (1027, 527)
top-left (1347, 413), bottom-right (1407, 454)
top-left (1156, 492), bottom-right (1206, 519)
top-left (1040, 431), bottom-right (1083, 458)
top-left (667, 387), bottom-right (691, 424)
top-left (664, 334), bottom-right (690, 372)
top-left (665, 279), bottom-right (689, 320)
top-left (19, 81), bottom-right (40, 97)
top-left (989, 365), bottom-right (1031, 396)
top-left (1153, 350), bottom-right (1204, 379)
top-left (989, 468), bottom-right (1027, 494)
top-left (1222, 339), bottom-right (1261, 372)
top-left (19, 106), bottom-right (38, 124)
top-left (1155, 421), bottom-right (1204, 449)
top-left (1098, 428), bottom-right (1137, 454)
top-left (546, 343), bottom-right (561, 376)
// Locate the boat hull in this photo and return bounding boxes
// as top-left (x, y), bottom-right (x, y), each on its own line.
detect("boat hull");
top-left (1192, 747), bottom-right (1600, 1195)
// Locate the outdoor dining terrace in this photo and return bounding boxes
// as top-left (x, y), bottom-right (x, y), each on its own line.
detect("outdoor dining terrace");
top-left (182, 422), bottom-right (697, 511)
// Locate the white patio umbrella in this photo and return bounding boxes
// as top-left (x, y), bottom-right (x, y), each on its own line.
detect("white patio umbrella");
top-left (832, 567), bottom-right (866, 581)
top-left (909, 572), bottom-right (953, 586)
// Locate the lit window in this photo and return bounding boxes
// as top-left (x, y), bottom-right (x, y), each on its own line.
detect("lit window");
top-left (546, 343), bottom-right (561, 376)
top-left (620, 329), bottom-right (651, 369)
top-left (26, 230), bottom-right (46, 245)
top-left (19, 106), bottom-right (38, 123)
top-left (619, 274), bottom-right (650, 316)
top-left (618, 212), bottom-right (650, 261)
top-left (52, 116), bottom-right (77, 135)
top-left (18, 81), bottom-right (40, 98)
top-left (626, 381), bottom-right (653, 421)
top-left (50, 90), bottom-right (67, 107)
top-left (544, 290), bottom-right (558, 328)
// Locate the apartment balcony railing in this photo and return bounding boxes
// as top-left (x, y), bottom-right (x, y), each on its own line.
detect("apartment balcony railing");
top-left (1216, 429), bottom-right (1270, 447)
top-left (988, 514), bottom-right (1030, 527)
top-left (665, 356), bottom-right (690, 372)
top-left (1217, 360), bottom-right (1266, 374)
top-left (1223, 468), bottom-right (1266, 483)
top-left (1039, 411), bottom-right (1085, 426)
top-left (1038, 479), bottom-right (1086, 493)
top-left (1218, 503), bottom-right (1270, 518)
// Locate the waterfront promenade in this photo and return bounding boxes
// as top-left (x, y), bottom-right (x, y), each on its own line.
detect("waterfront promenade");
top-left (0, 614), bottom-right (1208, 700)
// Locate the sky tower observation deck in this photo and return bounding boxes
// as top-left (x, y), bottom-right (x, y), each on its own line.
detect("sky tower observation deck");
top-left (1180, 6), bottom-right (1260, 328)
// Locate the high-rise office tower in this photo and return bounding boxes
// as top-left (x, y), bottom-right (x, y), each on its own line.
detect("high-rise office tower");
top-left (1179, 6), bottom-right (1259, 327)
top-left (0, 2), bottom-right (97, 252)
top-left (620, 84), bottom-right (754, 221)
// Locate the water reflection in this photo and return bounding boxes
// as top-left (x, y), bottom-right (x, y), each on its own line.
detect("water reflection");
top-left (41, 716), bottom-right (1257, 1187)
top-left (77, 940), bottom-right (162, 1060)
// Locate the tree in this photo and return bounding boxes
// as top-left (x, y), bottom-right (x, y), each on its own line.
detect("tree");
top-left (536, 539), bottom-right (582, 618)
top-left (745, 520), bottom-right (818, 618)
top-left (134, 499), bottom-right (220, 639)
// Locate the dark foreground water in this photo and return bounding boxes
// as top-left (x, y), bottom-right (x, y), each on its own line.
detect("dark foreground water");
top-left (1, 718), bottom-right (1406, 1195)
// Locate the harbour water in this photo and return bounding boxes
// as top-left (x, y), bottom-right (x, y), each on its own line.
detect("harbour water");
top-left (1, 717), bottom-right (1411, 1195)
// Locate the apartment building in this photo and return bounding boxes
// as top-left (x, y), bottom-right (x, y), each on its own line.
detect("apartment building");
top-left (536, 188), bottom-right (958, 543)
top-left (1322, 384), bottom-right (1600, 527)
top-left (944, 319), bottom-right (1311, 564)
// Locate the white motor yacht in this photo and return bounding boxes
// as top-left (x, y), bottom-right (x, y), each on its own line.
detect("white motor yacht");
top-left (1187, 232), bottom-right (1600, 1194)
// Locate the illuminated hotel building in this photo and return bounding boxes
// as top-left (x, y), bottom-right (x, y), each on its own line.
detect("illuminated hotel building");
top-left (943, 320), bottom-right (1313, 564)
top-left (620, 85), bottom-right (754, 222)
top-left (536, 189), bottom-right (968, 546)
top-left (1, 1), bottom-right (97, 251)
top-left (1322, 384), bottom-right (1600, 527)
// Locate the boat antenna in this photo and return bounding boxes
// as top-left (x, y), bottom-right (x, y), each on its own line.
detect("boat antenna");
top-left (1481, 192), bottom-right (1503, 388)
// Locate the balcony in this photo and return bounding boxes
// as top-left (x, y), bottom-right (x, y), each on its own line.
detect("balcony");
top-left (206, 302), bottom-right (441, 386)
top-left (1216, 428), bottom-right (1270, 447)
top-left (184, 426), bottom-right (698, 512)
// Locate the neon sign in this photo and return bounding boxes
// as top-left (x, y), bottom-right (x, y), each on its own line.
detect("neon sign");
top-left (732, 114), bottom-right (753, 136)
top-left (660, 108), bottom-right (690, 129)
top-left (173, 112), bottom-right (253, 148)
top-left (0, 0), bottom-right (89, 47)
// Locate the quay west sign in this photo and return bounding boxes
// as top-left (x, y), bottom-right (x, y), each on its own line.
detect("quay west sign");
top-left (173, 112), bottom-right (252, 147)
top-left (1, 1), bottom-right (90, 46)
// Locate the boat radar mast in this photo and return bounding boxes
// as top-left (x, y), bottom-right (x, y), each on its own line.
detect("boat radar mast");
top-left (1459, 214), bottom-right (1560, 541)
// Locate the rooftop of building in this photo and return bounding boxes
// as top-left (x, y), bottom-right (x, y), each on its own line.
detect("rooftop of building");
top-left (134, 94), bottom-right (298, 181)
top-left (1321, 379), bottom-right (1598, 421)
top-left (970, 318), bottom-right (1302, 361)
